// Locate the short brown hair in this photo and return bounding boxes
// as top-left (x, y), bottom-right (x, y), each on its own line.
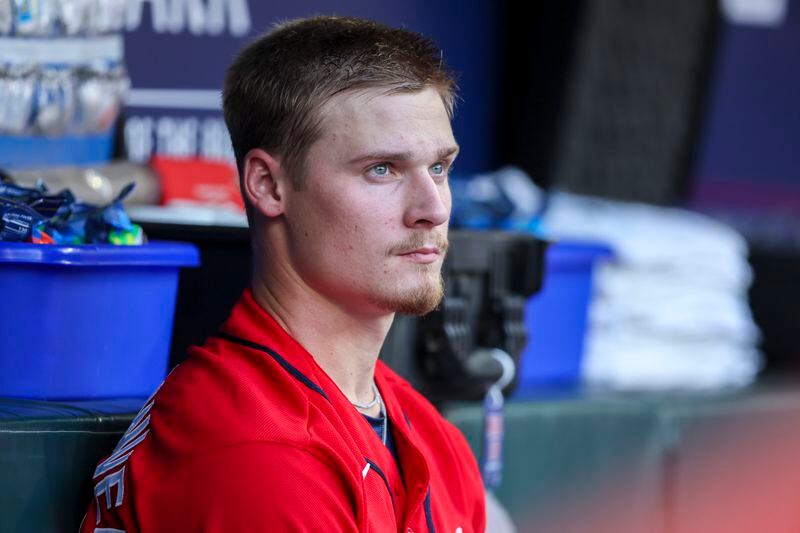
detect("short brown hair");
top-left (222, 16), bottom-right (457, 197)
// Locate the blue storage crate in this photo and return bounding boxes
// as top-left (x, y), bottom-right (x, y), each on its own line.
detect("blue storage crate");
top-left (515, 241), bottom-right (613, 393)
top-left (0, 241), bottom-right (199, 400)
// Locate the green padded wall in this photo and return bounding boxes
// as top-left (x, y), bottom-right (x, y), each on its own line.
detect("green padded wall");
top-left (0, 400), bottom-right (136, 533)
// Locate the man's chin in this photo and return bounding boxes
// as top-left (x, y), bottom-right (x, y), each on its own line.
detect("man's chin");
top-left (369, 276), bottom-right (445, 316)
top-left (391, 293), bottom-right (443, 316)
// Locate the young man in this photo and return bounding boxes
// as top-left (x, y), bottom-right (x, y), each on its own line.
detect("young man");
top-left (83, 16), bottom-right (486, 532)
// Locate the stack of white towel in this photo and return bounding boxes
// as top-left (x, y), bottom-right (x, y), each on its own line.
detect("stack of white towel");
top-left (479, 166), bottom-right (761, 389)
top-left (542, 191), bottom-right (762, 389)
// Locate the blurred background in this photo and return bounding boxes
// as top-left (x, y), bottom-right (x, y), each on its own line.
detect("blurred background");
top-left (1, 0), bottom-right (800, 532)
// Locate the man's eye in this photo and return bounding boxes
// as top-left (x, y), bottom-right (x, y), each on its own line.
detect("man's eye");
top-left (431, 163), bottom-right (445, 175)
top-left (369, 163), bottom-right (390, 177)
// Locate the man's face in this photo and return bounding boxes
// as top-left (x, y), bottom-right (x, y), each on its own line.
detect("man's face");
top-left (281, 87), bottom-right (457, 317)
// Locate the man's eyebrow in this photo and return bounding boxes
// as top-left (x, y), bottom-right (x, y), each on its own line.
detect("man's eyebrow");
top-left (347, 145), bottom-right (460, 166)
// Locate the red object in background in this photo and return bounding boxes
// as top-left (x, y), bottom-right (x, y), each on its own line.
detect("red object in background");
top-left (150, 156), bottom-right (244, 211)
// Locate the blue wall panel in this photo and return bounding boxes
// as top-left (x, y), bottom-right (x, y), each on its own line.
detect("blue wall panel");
top-left (123, 0), bottom-right (502, 174)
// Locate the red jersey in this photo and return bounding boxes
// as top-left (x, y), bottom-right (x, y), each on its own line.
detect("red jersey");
top-left (82, 289), bottom-right (486, 532)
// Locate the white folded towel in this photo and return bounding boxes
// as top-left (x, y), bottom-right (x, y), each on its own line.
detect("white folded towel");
top-left (541, 189), bottom-right (761, 389)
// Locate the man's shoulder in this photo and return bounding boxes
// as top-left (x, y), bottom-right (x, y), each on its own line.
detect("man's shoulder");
top-left (85, 336), bottom-right (357, 530)
top-left (163, 338), bottom-right (310, 428)
top-left (124, 336), bottom-right (317, 477)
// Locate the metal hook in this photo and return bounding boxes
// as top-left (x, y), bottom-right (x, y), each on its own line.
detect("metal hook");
top-left (488, 348), bottom-right (515, 391)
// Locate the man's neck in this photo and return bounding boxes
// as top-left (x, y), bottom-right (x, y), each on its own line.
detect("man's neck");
top-left (250, 272), bottom-right (394, 409)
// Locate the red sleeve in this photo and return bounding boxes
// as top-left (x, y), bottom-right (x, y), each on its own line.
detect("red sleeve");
top-left (139, 441), bottom-right (360, 532)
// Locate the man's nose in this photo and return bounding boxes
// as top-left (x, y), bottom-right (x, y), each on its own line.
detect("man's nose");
top-left (402, 171), bottom-right (451, 229)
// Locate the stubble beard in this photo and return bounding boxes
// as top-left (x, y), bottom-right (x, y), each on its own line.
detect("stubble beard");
top-left (384, 267), bottom-right (445, 316)
top-left (368, 231), bottom-right (449, 316)
top-left (367, 266), bottom-right (445, 316)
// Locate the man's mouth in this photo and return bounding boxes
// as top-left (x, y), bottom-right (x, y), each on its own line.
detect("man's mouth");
top-left (398, 246), bottom-right (441, 264)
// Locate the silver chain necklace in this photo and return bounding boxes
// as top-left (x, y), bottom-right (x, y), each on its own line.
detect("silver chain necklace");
top-left (350, 381), bottom-right (380, 410)
top-left (351, 380), bottom-right (388, 445)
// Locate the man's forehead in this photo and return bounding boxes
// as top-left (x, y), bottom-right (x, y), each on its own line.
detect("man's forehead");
top-left (317, 88), bottom-right (456, 162)
top-left (320, 87), bottom-right (450, 126)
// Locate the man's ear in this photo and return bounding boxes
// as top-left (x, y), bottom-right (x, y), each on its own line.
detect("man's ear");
top-left (242, 148), bottom-right (286, 218)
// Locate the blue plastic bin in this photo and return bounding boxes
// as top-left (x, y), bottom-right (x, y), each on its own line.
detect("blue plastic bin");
top-left (514, 241), bottom-right (613, 394)
top-left (0, 241), bottom-right (199, 400)
top-left (0, 131), bottom-right (115, 169)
